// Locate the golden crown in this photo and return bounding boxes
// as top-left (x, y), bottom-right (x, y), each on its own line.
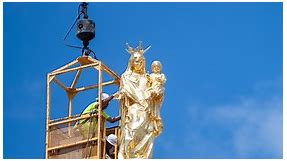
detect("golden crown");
top-left (125, 41), bottom-right (151, 55)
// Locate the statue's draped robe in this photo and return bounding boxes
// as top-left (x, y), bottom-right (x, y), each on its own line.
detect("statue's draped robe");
top-left (118, 71), bottom-right (155, 159)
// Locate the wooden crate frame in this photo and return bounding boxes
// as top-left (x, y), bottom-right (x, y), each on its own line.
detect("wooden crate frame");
top-left (45, 56), bottom-right (120, 159)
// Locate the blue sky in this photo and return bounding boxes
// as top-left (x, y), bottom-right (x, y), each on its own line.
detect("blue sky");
top-left (3, 2), bottom-right (282, 159)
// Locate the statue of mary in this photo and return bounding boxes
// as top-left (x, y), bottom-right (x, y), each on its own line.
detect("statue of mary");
top-left (116, 42), bottom-right (158, 159)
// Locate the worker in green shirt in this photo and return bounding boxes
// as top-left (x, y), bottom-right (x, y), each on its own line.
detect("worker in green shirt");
top-left (74, 93), bottom-right (121, 138)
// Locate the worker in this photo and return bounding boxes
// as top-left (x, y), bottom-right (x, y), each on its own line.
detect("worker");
top-left (74, 93), bottom-right (121, 138)
top-left (106, 134), bottom-right (117, 159)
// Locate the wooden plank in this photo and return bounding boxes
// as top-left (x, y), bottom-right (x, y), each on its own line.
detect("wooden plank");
top-left (48, 75), bottom-right (55, 83)
top-left (50, 63), bottom-right (98, 76)
top-left (86, 56), bottom-right (120, 81)
top-left (70, 69), bottom-right (82, 88)
top-left (87, 56), bottom-right (100, 64)
top-left (50, 114), bottom-right (80, 123)
top-left (47, 137), bottom-right (98, 151)
top-left (114, 128), bottom-right (118, 159)
top-left (88, 57), bottom-right (100, 71)
top-left (77, 56), bottom-right (100, 65)
top-left (75, 80), bottom-right (117, 93)
top-left (46, 75), bottom-right (51, 159)
top-left (52, 59), bottom-right (79, 73)
top-left (97, 63), bottom-right (103, 159)
top-left (49, 114), bottom-right (97, 127)
top-left (53, 77), bottom-right (68, 91)
top-left (68, 97), bottom-right (73, 136)
top-left (101, 63), bottom-right (120, 80)
top-left (102, 119), bottom-right (106, 159)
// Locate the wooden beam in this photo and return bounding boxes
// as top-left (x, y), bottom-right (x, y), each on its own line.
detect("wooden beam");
top-left (48, 75), bottom-right (55, 83)
top-left (114, 128), bottom-right (118, 159)
top-left (50, 114), bottom-right (80, 123)
top-left (77, 56), bottom-right (100, 65)
top-left (50, 63), bottom-right (98, 76)
top-left (102, 121), bottom-right (106, 159)
top-left (70, 69), bottom-right (82, 88)
top-left (47, 137), bottom-right (98, 151)
top-left (75, 80), bottom-right (117, 93)
top-left (53, 77), bottom-right (68, 91)
top-left (49, 114), bottom-right (97, 127)
top-left (46, 74), bottom-right (51, 159)
top-left (97, 63), bottom-right (103, 159)
top-left (101, 63), bottom-right (120, 80)
top-left (52, 59), bottom-right (79, 73)
top-left (88, 57), bottom-right (101, 72)
top-left (86, 56), bottom-right (119, 80)
top-left (67, 96), bottom-right (73, 136)
top-left (87, 56), bottom-right (99, 64)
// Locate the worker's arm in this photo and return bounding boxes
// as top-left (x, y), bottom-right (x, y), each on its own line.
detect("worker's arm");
top-left (102, 95), bottom-right (114, 107)
top-left (113, 91), bottom-right (123, 100)
top-left (106, 115), bottom-right (121, 123)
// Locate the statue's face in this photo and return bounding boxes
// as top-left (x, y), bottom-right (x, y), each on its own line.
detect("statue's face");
top-left (151, 61), bottom-right (162, 74)
top-left (152, 65), bottom-right (161, 73)
top-left (132, 52), bottom-right (145, 72)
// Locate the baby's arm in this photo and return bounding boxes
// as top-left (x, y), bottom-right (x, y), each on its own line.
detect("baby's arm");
top-left (159, 73), bottom-right (167, 85)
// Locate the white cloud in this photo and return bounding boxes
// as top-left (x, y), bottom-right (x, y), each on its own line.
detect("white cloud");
top-left (182, 96), bottom-right (282, 158)
top-left (153, 76), bottom-right (282, 158)
top-left (232, 98), bottom-right (282, 158)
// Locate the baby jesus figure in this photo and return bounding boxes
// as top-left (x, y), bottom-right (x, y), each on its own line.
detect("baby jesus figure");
top-left (148, 60), bottom-right (166, 136)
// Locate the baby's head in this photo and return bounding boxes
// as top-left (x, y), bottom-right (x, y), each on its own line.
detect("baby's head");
top-left (151, 60), bottom-right (162, 74)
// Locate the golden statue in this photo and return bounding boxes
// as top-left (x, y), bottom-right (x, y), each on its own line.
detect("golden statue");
top-left (115, 42), bottom-right (166, 159)
top-left (148, 60), bottom-right (166, 137)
